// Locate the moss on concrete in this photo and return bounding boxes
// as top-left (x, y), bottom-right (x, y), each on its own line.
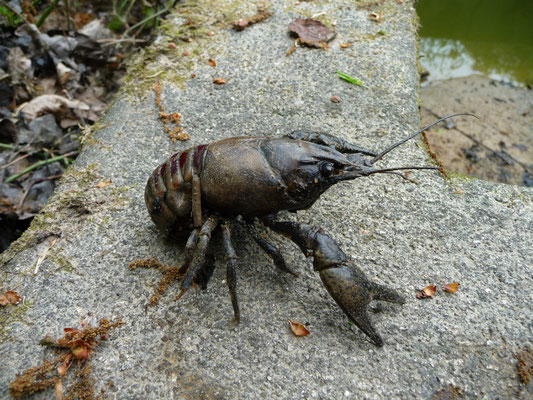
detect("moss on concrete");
top-left (0, 164), bottom-right (132, 268)
top-left (123, 0), bottom-right (264, 98)
top-left (0, 300), bottom-right (34, 345)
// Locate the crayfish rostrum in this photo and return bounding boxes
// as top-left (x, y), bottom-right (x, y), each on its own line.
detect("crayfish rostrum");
top-left (144, 114), bottom-right (472, 346)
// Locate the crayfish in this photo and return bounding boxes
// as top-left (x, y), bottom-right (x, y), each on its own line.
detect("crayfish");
top-left (144, 114), bottom-right (472, 346)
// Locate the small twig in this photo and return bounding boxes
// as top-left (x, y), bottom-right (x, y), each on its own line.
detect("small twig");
top-left (5, 152), bottom-right (77, 183)
top-left (65, 0), bottom-right (71, 31)
top-left (0, 153), bottom-right (31, 171)
top-left (33, 237), bottom-right (58, 275)
top-left (99, 37), bottom-right (146, 46)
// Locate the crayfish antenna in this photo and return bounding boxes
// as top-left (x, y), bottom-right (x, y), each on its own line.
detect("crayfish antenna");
top-left (369, 113), bottom-right (478, 165)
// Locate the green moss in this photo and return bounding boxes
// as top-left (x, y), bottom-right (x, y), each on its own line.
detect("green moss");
top-left (447, 171), bottom-right (476, 182)
top-left (79, 96), bottom-right (116, 150)
top-left (122, 0), bottom-right (262, 98)
top-left (0, 300), bottom-right (34, 344)
top-left (46, 254), bottom-right (75, 273)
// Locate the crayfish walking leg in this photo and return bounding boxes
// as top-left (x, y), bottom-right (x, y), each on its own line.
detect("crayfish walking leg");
top-left (260, 215), bottom-right (404, 347)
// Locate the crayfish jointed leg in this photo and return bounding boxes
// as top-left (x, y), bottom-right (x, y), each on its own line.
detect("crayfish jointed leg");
top-left (222, 223), bottom-right (240, 323)
top-left (247, 222), bottom-right (298, 277)
top-left (176, 216), bottom-right (220, 300)
top-left (260, 215), bottom-right (404, 346)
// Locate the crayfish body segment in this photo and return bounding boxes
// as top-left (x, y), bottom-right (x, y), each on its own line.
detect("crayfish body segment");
top-left (144, 114), bottom-right (474, 346)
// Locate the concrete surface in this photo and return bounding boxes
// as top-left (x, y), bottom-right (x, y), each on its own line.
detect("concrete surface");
top-left (1, 0), bottom-right (532, 399)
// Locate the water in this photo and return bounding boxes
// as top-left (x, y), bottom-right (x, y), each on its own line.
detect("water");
top-left (417, 0), bottom-right (533, 87)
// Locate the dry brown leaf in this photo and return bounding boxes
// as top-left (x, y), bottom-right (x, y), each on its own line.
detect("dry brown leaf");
top-left (340, 42), bottom-right (352, 49)
top-left (17, 94), bottom-right (89, 121)
top-left (0, 295), bottom-right (8, 306)
top-left (96, 179), bottom-right (112, 189)
top-left (5, 291), bottom-right (22, 305)
top-left (288, 18), bottom-right (336, 48)
top-left (416, 284), bottom-right (437, 299)
top-left (74, 12), bottom-right (94, 28)
top-left (208, 58), bottom-right (216, 67)
top-left (330, 96), bottom-right (341, 103)
top-left (443, 282), bottom-right (460, 293)
top-left (213, 78), bottom-right (226, 85)
top-left (72, 345), bottom-right (89, 359)
top-left (57, 354), bottom-right (72, 376)
top-left (206, 31), bottom-right (215, 36)
top-left (288, 319), bottom-right (310, 336)
top-left (370, 12), bottom-right (384, 23)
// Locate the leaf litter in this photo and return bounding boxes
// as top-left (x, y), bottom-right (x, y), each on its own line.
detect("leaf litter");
top-left (286, 18), bottom-right (336, 55)
top-left (0, 1), bottom-right (176, 252)
top-left (9, 318), bottom-right (124, 399)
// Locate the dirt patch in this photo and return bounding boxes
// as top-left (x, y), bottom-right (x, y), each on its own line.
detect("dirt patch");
top-left (420, 75), bottom-right (533, 187)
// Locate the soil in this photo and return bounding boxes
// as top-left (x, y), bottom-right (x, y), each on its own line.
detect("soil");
top-left (420, 75), bottom-right (533, 187)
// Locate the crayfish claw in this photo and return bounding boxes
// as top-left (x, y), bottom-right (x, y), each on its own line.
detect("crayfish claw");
top-left (319, 264), bottom-right (402, 347)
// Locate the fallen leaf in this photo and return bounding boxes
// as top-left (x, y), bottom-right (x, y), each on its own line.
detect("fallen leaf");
top-left (5, 291), bottom-right (22, 305)
top-left (443, 282), bottom-right (460, 293)
top-left (416, 284), bottom-right (437, 299)
top-left (208, 58), bottom-right (216, 67)
top-left (96, 179), bottom-right (112, 188)
top-left (213, 78), bottom-right (226, 85)
top-left (330, 96), bottom-right (341, 103)
top-left (288, 18), bottom-right (336, 48)
top-left (71, 345), bottom-right (89, 359)
top-left (168, 42), bottom-right (176, 49)
top-left (206, 31), bottom-right (215, 36)
top-left (0, 295), bottom-right (8, 306)
top-left (16, 94), bottom-right (89, 122)
top-left (370, 12), bottom-right (384, 23)
top-left (183, 51), bottom-right (191, 56)
top-left (340, 42), bottom-right (352, 49)
top-left (57, 354), bottom-right (72, 376)
top-left (74, 12), bottom-right (94, 28)
top-left (288, 319), bottom-right (310, 336)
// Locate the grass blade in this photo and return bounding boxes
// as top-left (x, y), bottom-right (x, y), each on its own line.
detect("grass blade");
top-left (336, 71), bottom-right (364, 87)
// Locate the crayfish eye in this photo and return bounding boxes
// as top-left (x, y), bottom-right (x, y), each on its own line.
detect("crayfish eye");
top-left (320, 162), bottom-right (334, 177)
